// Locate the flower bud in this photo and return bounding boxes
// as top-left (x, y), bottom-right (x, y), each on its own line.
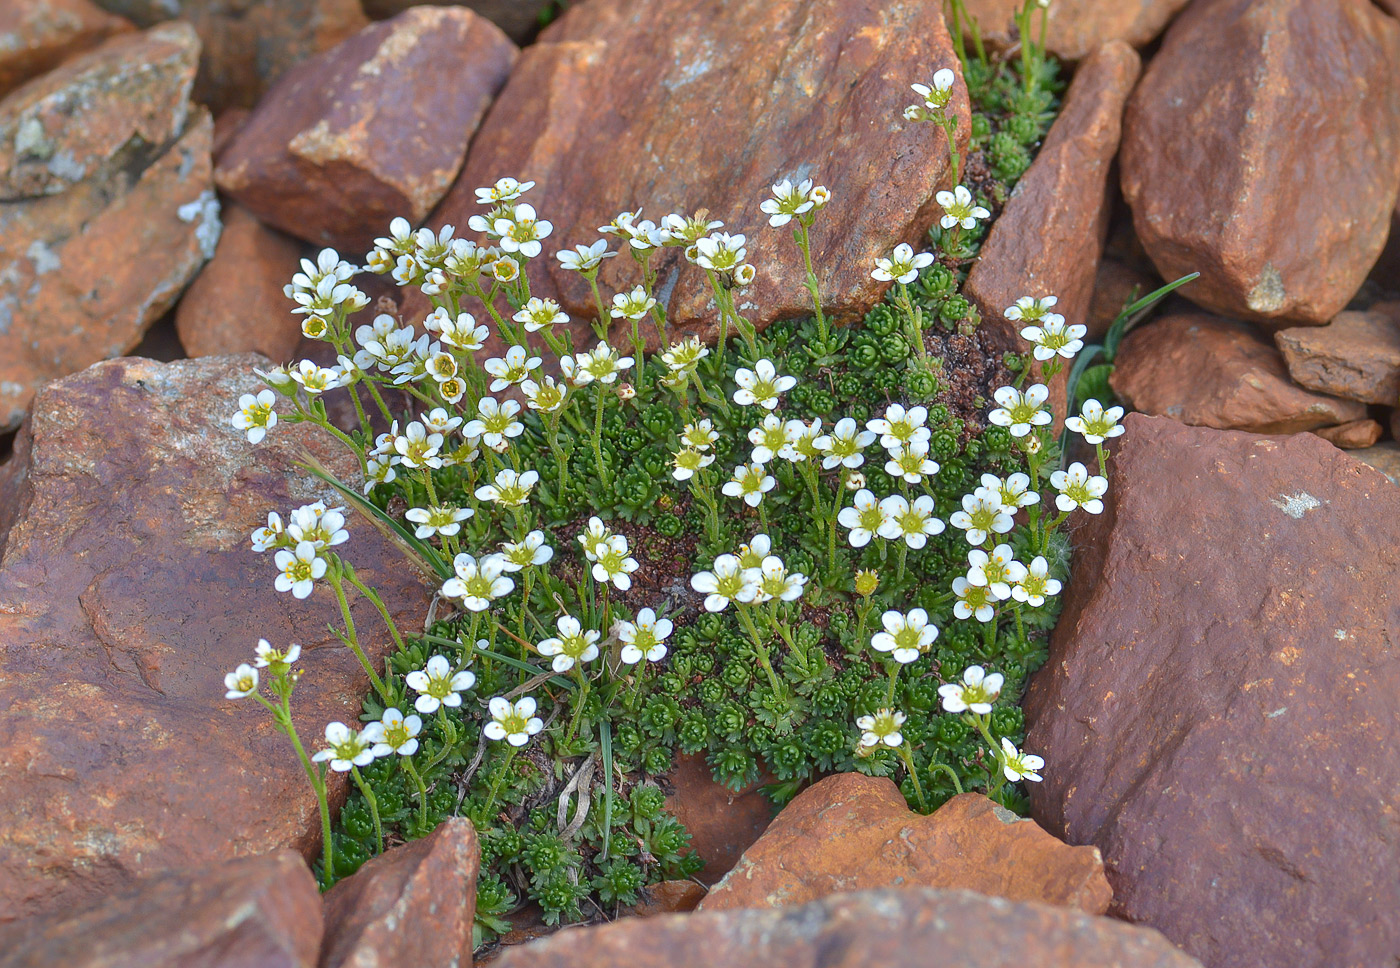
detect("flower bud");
top-left (855, 569), bottom-right (880, 597)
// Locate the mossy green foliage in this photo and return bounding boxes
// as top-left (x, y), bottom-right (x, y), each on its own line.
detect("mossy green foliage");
top-left (327, 57), bottom-right (1063, 947)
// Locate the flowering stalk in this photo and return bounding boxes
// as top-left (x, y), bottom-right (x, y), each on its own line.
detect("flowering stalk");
top-left (897, 742), bottom-right (929, 813)
top-left (591, 384), bottom-right (610, 490)
top-left (350, 765), bottom-right (384, 852)
top-left (793, 220), bottom-right (828, 345)
top-left (733, 604), bottom-right (785, 697)
top-left (325, 565), bottom-right (390, 704)
top-left (478, 745), bottom-right (518, 822)
top-left (401, 753), bottom-right (429, 827)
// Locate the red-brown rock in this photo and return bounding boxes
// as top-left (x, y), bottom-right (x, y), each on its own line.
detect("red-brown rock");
top-left (1120, 0), bottom-right (1400, 327)
top-left (663, 754), bottom-right (774, 886)
top-left (0, 851), bottom-right (322, 968)
top-left (1352, 441), bottom-right (1400, 485)
top-left (415, 0), bottom-right (970, 348)
top-left (961, 0), bottom-right (1191, 61)
top-left (0, 0), bottom-right (131, 99)
top-left (1086, 257), bottom-right (1159, 340)
top-left (321, 818), bottom-right (479, 968)
top-left (701, 775), bottom-right (1110, 914)
top-left (632, 880), bottom-right (707, 917)
top-left (1275, 303), bottom-right (1400, 405)
top-left (0, 355), bottom-right (431, 924)
top-left (176, 203), bottom-right (306, 361)
top-left (364, 0), bottom-right (553, 43)
top-left (1111, 313), bottom-right (1368, 433)
top-left (0, 23), bottom-right (216, 432)
top-left (491, 887), bottom-right (1202, 968)
top-left (217, 7), bottom-right (516, 252)
top-left (1313, 419), bottom-right (1383, 450)
top-left (90, 0), bottom-right (368, 113)
top-left (966, 40), bottom-right (1140, 427)
top-left (1025, 413), bottom-right (1400, 968)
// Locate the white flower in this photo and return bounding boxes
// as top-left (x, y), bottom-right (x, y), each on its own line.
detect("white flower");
top-left (463, 397), bottom-right (524, 450)
top-left (475, 177), bottom-right (534, 205)
top-left (577, 342), bottom-right (634, 384)
top-left (759, 178), bottom-right (817, 227)
top-left (948, 492), bottom-right (1015, 545)
top-left (556, 239), bottom-right (615, 272)
top-left (815, 417), bottom-right (875, 469)
top-left (733, 360), bottom-right (795, 410)
top-left (394, 421), bottom-right (445, 469)
top-left (988, 384), bottom-right (1052, 438)
top-left (405, 504), bottom-right (473, 539)
top-left (253, 639), bottom-right (301, 670)
top-left (662, 212), bottom-right (724, 243)
top-left (494, 203), bottom-right (552, 258)
top-left (611, 285), bottom-right (657, 320)
top-left (592, 534), bottom-right (639, 590)
top-left (484, 696), bottom-right (544, 746)
top-left (884, 443), bottom-right (940, 484)
top-left (871, 242), bottom-right (934, 285)
top-left (868, 404), bottom-right (931, 452)
top-left (751, 555), bottom-right (808, 604)
top-left (273, 541), bottom-right (326, 599)
top-left (231, 390), bottom-right (277, 444)
top-left (1065, 399), bottom-right (1126, 445)
top-left (672, 447), bottom-right (715, 481)
top-left (911, 68), bottom-right (956, 110)
top-left (618, 607), bottom-right (672, 665)
top-left (780, 417), bottom-right (823, 463)
top-left (876, 494), bottom-right (945, 549)
top-left (694, 232), bottom-right (747, 272)
top-left (966, 544), bottom-right (1027, 601)
top-left (735, 533), bottom-right (772, 571)
top-left (681, 418), bottom-right (718, 451)
top-left (500, 530), bottom-right (553, 571)
top-left (290, 359), bottom-right (347, 395)
top-left (485, 344), bottom-right (542, 392)
top-left (405, 654), bottom-right (476, 714)
top-left (537, 614), bottom-right (601, 673)
top-left (224, 663), bottom-right (259, 699)
top-left (690, 555), bottom-right (759, 612)
top-left (952, 576), bottom-right (996, 623)
top-left (1004, 295), bottom-right (1057, 322)
top-left (748, 413), bottom-right (797, 464)
top-left (251, 511), bottom-right (284, 552)
top-left (936, 185), bottom-right (990, 230)
top-left (514, 297), bottom-right (569, 333)
top-left (1021, 315), bottom-right (1086, 361)
top-left (1001, 738), bottom-right (1044, 783)
top-left (440, 553), bottom-right (514, 611)
top-left (662, 337), bottom-right (709, 376)
top-left (856, 708), bottom-right (907, 748)
top-left (722, 462), bottom-right (776, 507)
top-left (975, 472), bottom-right (1039, 515)
top-left (421, 407), bottom-right (463, 435)
top-left (436, 312), bottom-right (489, 352)
top-left (312, 721), bottom-right (384, 772)
top-left (836, 488), bottom-right (889, 548)
top-left (522, 375), bottom-right (567, 413)
top-left (371, 708), bottom-right (422, 757)
top-left (626, 218), bottom-right (670, 251)
top-left (1012, 555), bottom-right (1062, 607)
top-left (871, 608), bottom-right (938, 664)
top-left (285, 501), bottom-right (348, 550)
top-left (1050, 462), bottom-right (1108, 514)
top-left (938, 665), bottom-right (1004, 714)
top-left (577, 516), bottom-right (612, 562)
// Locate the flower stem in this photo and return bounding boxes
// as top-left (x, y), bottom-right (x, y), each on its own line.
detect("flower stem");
top-left (591, 385), bottom-right (610, 490)
top-left (402, 754), bottom-right (429, 828)
top-left (735, 605), bottom-right (785, 696)
top-left (898, 743), bottom-right (929, 813)
top-left (564, 666), bottom-right (590, 748)
top-left (478, 745), bottom-right (518, 822)
top-left (795, 222), bottom-right (828, 345)
top-left (327, 570), bottom-right (390, 704)
top-left (351, 766), bottom-right (383, 853)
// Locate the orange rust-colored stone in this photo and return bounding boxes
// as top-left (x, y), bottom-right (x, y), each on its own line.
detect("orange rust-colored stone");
top-left (0, 0), bottom-right (131, 99)
top-left (700, 775), bottom-right (1111, 914)
top-left (960, 0), bottom-right (1191, 61)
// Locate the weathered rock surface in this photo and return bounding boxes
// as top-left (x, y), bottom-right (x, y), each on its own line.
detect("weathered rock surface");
top-left (961, 0), bottom-right (1191, 61)
top-left (176, 203), bottom-right (305, 360)
top-left (701, 775), bottom-right (1109, 914)
top-left (664, 754), bottom-right (774, 886)
top-left (0, 851), bottom-right (322, 968)
top-left (1120, 0), bottom-right (1400, 327)
top-left (1352, 441), bottom-right (1400, 485)
top-left (0, 23), bottom-right (217, 432)
top-left (1313, 419), bottom-right (1383, 450)
top-left (321, 818), bottom-right (478, 968)
top-left (364, 0), bottom-right (553, 43)
top-left (492, 887), bottom-right (1202, 968)
top-left (1275, 304), bottom-right (1400, 405)
top-left (217, 7), bottom-right (515, 251)
top-left (416, 0), bottom-right (969, 348)
top-left (1025, 413), bottom-right (1400, 968)
top-left (0, 21), bottom-right (195, 199)
top-left (1086, 257), bottom-right (1159, 340)
top-left (0, 0), bottom-right (131, 99)
top-left (0, 355), bottom-right (431, 924)
top-left (966, 40), bottom-right (1139, 426)
top-left (91, 0), bottom-right (368, 112)
top-left (633, 879), bottom-right (707, 917)
top-left (1111, 313), bottom-right (1367, 433)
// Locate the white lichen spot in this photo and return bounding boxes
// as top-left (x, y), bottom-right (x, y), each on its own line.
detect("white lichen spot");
top-left (1247, 264), bottom-right (1286, 314)
top-left (178, 189), bottom-right (223, 259)
top-left (25, 240), bottom-right (60, 276)
top-left (1265, 707), bottom-right (1287, 719)
top-left (1271, 492), bottom-right (1320, 519)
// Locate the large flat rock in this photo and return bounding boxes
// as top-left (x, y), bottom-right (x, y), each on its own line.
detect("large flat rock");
top-left (0, 355), bottom-right (431, 924)
top-left (1026, 413), bottom-right (1400, 968)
